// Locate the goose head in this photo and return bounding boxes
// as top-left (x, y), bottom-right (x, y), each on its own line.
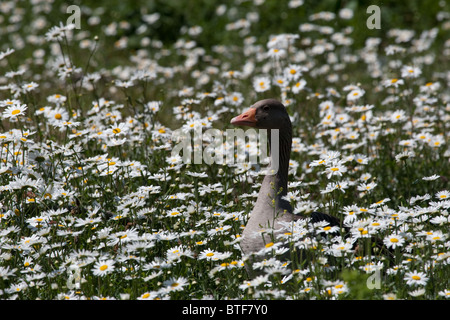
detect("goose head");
top-left (230, 99), bottom-right (291, 130)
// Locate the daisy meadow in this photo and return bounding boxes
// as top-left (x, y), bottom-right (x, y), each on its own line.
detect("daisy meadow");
top-left (0, 1), bottom-right (447, 302)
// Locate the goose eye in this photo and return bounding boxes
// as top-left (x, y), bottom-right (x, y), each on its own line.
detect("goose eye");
top-left (263, 105), bottom-right (270, 111)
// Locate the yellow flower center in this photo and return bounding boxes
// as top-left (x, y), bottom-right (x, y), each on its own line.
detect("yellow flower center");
top-left (358, 228), bottom-right (368, 235)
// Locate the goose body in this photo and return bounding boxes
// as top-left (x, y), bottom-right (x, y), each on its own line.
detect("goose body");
top-left (240, 174), bottom-right (293, 256)
top-left (231, 99), bottom-right (340, 274)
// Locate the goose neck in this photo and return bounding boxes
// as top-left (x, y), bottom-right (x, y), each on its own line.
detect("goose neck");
top-left (267, 126), bottom-right (291, 197)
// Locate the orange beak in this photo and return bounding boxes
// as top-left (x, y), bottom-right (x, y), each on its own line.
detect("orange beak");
top-left (230, 108), bottom-right (257, 127)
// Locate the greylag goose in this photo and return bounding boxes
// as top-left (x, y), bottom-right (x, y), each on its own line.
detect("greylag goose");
top-left (230, 99), bottom-right (341, 274)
